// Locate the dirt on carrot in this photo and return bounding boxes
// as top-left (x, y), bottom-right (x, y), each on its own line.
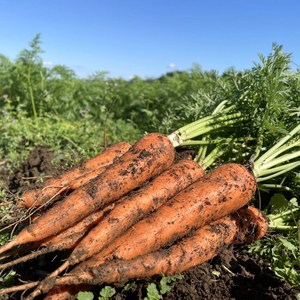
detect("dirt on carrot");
top-left (23, 159), bottom-right (205, 298)
top-left (67, 159), bottom-right (205, 265)
top-left (6, 206), bottom-right (266, 299)
top-left (1, 145), bottom-right (297, 300)
top-left (79, 163), bottom-right (256, 267)
top-left (18, 142), bottom-right (132, 209)
top-left (0, 203), bottom-right (116, 271)
top-left (0, 133), bottom-right (175, 257)
top-left (54, 206), bottom-right (268, 287)
top-left (22, 163), bottom-right (257, 299)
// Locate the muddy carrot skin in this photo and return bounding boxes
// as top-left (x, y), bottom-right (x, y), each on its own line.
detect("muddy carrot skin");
top-left (0, 204), bottom-right (116, 271)
top-left (24, 159), bottom-right (205, 298)
top-left (62, 207), bottom-right (268, 285)
top-left (0, 133), bottom-right (175, 256)
top-left (59, 159), bottom-right (204, 266)
top-left (73, 160), bottom-right (204, 259)
top-left (79, 163), bottom-right (256, 266)
top-left (0, 206), bottom-right (267, 299)
top-left (40, 206), bottom-right (267, 300)
top-left (0, 163), bottom-right (257, 299)
top-left (18, 142), bottom-right (132, 208)
top-left (0, 160), bottom-right (203, 271)
top-left (28, 163), bottom-right (256, 299)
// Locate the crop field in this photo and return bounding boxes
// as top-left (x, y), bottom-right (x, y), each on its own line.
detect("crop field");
top-left (0, 36), bottom-right (299, 300)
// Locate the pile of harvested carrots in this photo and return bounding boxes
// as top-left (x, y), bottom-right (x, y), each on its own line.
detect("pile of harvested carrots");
top-left (0, 132), bottom-right (269, 300)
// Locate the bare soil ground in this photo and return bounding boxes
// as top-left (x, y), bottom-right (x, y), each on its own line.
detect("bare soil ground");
top-left (0, 146), bottom-right (299, 300)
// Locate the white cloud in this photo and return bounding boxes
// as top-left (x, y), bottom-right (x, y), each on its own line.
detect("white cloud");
top-left (167, 62), bottom-right (176, 69)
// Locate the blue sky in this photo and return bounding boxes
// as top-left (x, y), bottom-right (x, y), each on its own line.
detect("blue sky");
top-left (0, 0), bottom-right (299, 79)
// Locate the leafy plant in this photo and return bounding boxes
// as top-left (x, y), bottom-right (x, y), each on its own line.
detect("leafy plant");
top-left (0, 111), bottom-right (140, 173)
top-left (144, 283), bottom-right (162, 300)
top-left (144, 275), bottom-right (184, 300)
top-left (0, 232), bottom-right (9, 247)
top-left (159, 275), bottom-right (184, 295)
top-left (77, 291), bottom-right (94, 300)
top-left (249, 233), bottom-right (300, 289)
top-left (76, 286), bottom-right (116, 300)
top-left (0, 270), bottom-right (16, 289)
top-left (98, 286), bottom-right (116, 300)
top-left (249, 193), bottom-right (300, 288)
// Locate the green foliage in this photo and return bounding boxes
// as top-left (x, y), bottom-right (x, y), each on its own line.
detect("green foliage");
top-left (0, 108), bottom-right (140, 173)
top-left (0, 270), bottom-right (16, 289)
top-left (0, 232), bottom-right (9, 246)
top-left (144, 275), bottom-right (184, 300)
top-left (0, 34), bottom-right (49, 118)
top-left (75, 276), bottom-right (184, 300)
top-left (1, 37), bottom-right (298, 140)
top-left (144, 283), bottom-right (162, 300)
top-left (77, 291), bottom-right (94, 300)
top-left (233, 44), bottom-right (297, 157)
top-left (76, 286), bottom-right (116, 300)
top-left (249, 233), bottom-right (300, 289)
top-left (98, 286), bottom-right (116, 299)
top-left (249, 193), bottom-right (300, 288)
top-left (267, 194), bottom-right (300, 230)
top-left (159, 275), bottom-right (184, 295)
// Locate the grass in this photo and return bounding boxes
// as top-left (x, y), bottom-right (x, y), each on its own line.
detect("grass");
top-left (0, 111), bottom-right (141, 174)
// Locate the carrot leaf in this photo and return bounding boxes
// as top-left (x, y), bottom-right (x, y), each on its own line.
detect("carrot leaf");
top-left (144, 283), bottom-right (162, 300)
top-left (77, 291), bottom-right (94, 300)
top-left (98, 286), bottom-right (116, 300)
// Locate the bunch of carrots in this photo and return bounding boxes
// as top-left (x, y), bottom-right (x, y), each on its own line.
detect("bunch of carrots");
top-left (0, 106), bottom-right (299, 300)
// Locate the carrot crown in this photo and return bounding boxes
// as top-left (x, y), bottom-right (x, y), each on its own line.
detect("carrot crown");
top-left (167, 101), bottom-right (242, 148)
top-left (167, 100), bottom-right (245, 169)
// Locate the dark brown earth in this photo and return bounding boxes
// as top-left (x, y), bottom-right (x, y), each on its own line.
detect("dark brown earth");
top-left (0, 146), bottom-right (299, 300)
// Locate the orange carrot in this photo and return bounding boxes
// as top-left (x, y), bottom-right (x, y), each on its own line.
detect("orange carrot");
top-left (25, 159), bottom-right (205, 296)
top-left (18, 142), bottom-right (132, 208)
top-left (0, 203), bottom-right (116, 271)
top-left (0, 160), bottom-right (203, 271)
top-left (0, 206), bottom-right (267, 298)
top-left (0, 133), bottom-right (175, 257)
top-left (68, 160), bottom-right (204, 264)
top-left (26, 163), bottom-right (256, 299)
top-left (55, 206), bottom-right (267, 286)
top-left (80, 163), bottom-right (256, 266)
